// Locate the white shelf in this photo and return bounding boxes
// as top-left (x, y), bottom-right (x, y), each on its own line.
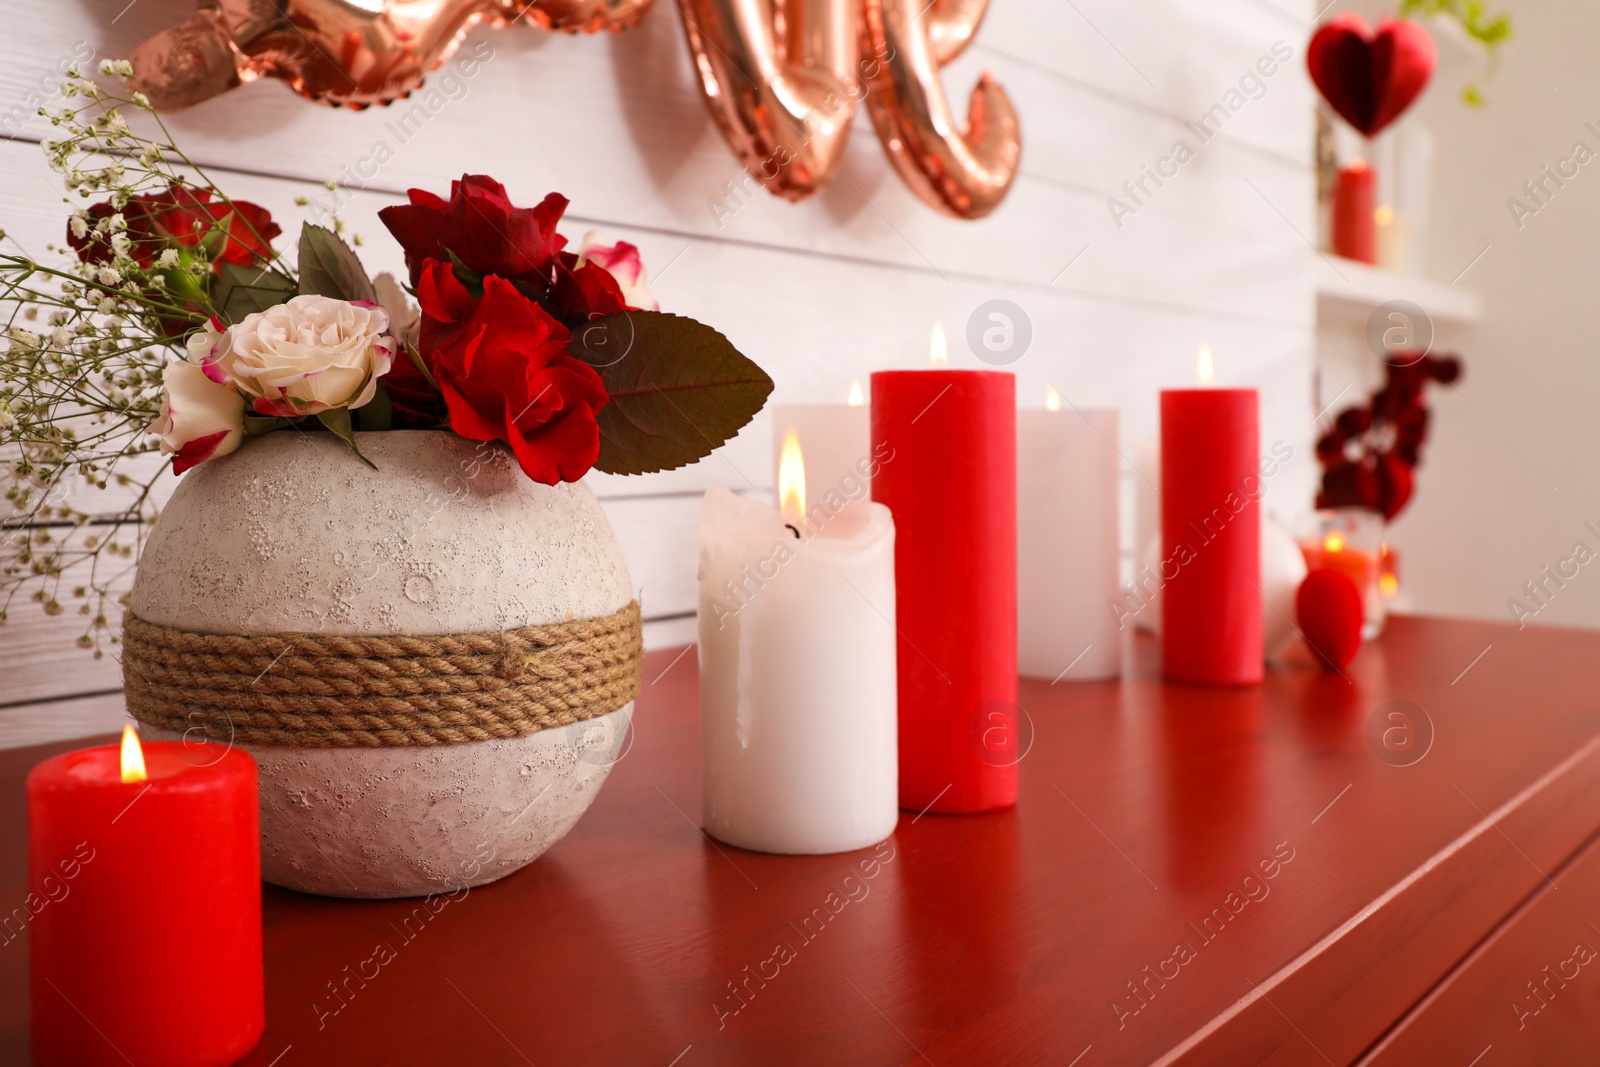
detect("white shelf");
top-left (1314, 254), bottom-right (1481, 326)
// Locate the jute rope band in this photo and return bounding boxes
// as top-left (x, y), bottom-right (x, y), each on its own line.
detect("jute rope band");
top-left (121, 601), bottom-right (642, 748)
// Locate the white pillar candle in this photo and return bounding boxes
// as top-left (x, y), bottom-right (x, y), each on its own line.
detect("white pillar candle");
top-left (770, 382), bottom-right (871, 512)
top-left (697, 443), bottom-right (898, 855)
top-left (1131, 435), bottom-right (1161, 635)
top-left (1017, 392), bottom-right (1122, 680)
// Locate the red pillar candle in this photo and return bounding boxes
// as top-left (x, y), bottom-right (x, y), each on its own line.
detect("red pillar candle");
top-left (871, 331), bottom-right (1017, 814)
top-left (1332, 159), bottom-right (1377, 264)
top-left (1160, 347), bottom-right (1263, 686)
top-left (28, 728), bottom-right (263, 1067)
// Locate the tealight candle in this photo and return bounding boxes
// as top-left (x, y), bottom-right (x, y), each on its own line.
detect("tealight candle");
top-left (1160, 344), bottom-right (1262, 686)
top-left (28, 727), bottom-right (263, 1067)
top-left (872, 323), bottom-right (1018, 813)
top-left (698, 435), bottom-right (899, 854)
top-left (770, 379), bottom-right (872, 514)
top-left (1017, 388), bottom-right (1122, 680)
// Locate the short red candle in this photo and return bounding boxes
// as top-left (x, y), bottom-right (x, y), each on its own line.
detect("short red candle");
top-left (1332, 160), bottom-right (1377, 264)
top-left (1160, 383), bottom-right (1263, 686)
top-left (28, 737), bottom-right (263, 1067)
top-left (872, 367), bottom-right (1017, 813)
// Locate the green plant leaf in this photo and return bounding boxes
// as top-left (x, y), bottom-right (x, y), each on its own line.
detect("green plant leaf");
top-left (242, 413), bottom-right (290, 435)
top-left (574, 312), bottom-right (773, 476)
top-left (315, 407), bottom-right (378, 470)
top-left (213, 261), bottom-right (295, 324)
top-left (297, 224), bottom-right (377, 304)
top-left (353, 381), bottom-right (393, 432)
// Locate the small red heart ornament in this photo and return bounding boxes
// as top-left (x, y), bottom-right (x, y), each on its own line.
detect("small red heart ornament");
top-left (1297, 569), bottom-right (1365, 670)
top-left (1307, 15), bottom-right (1437, 138)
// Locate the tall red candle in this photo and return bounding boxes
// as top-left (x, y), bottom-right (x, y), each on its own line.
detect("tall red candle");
top-left (1160, 355), bottom-right (1262, 686)
top-left (28, 731), bottom-right (263, 1067)
top-left (872, 362), bottom-right (1017, 814)
top-left (1332, 159), bottom-right (1377, 264)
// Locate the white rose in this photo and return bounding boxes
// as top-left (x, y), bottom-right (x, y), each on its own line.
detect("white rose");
top-left (373, 272), bottom-right (420, 355)
top-left (575, 230), bottom-right (658, 311)
top-left (152, 360), bottom-right (245, 474)
top-left (209, 294), bottom-right (395, 417)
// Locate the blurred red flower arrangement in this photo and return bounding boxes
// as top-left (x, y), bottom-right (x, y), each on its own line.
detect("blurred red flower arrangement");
top-left (1316, 353), bottom-right (1463, 521)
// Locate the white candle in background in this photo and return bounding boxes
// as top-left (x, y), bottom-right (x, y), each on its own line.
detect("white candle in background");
top-left (770, 380), bottom-right (871, 513)
top-left (1131, 435), bottom-right (1161, 634)
top-left (1375, 205), bottom-right (1412, 273)
top-left (698, 435), bottom-right (898, 855)
top-left (1017, 389), bottom-right (1122, 680)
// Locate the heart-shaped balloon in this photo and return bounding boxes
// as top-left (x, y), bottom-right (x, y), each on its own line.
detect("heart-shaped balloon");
top-left (1307, 15), bottom-right (1436, 138)
top-left (1297, 568), bottom-right (1365, 670)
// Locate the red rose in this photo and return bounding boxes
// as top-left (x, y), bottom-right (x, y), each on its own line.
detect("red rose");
top-left (379, 176), bottom-right (568, 289)
top-left (382, 346), bottom-right (449, 428)
top-left (416, 262), bottom-right (608, 484)
top-left (547, 253), bottom-right (632, 323)
top-left (378, 176), bottom-right (634, 328)
top-left (67, 184), bottom-right (279, 272)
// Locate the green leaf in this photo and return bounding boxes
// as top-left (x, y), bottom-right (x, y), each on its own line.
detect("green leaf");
top-left (404, 341), bottom-right (438, 391)
top-left (574, 312), bottom-right (773, 476)
top-left (297, 224), bottom-right (377, 304)
top-left (314, 407), bottom-right (378, 470)
top-left (353, 381), bottom-right (393, 432)
top-left (213, 261), bottom-right (295, 324)
top-left (242, 413), bottom-right (290, 435)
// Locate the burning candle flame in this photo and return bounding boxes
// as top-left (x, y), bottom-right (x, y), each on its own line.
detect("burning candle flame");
top-left (930, 322), bottom-right (948, 368)
top-left (1323, 531), bottom-right (1345, 553)
top-left (120, 724), bottom-right (147, 784)
top-left (1379, 542), bottom-right (1398, 597)
top-left (847, 379), bottom-right (865, 407)
top-left (1045, 386), bottom-right (1062, 412)
top-left (1375, 205), bottom-right (1395, 226)
top-left (778, 428), bottom-right (806, 529)
top-left (1197, 343), bottom-right (1215, 388)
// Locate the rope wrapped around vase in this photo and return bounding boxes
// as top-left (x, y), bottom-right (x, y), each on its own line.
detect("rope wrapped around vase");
top-left (120, 601), bottom-right (643, 748)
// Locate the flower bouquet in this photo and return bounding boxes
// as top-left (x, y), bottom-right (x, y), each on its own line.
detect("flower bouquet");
top-left (1, 64), bottom-right (774, 896)
top-left (1, 63), bottom-right (773, 652)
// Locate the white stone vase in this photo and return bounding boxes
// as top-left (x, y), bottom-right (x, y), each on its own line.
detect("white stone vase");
top-left (128, 430), bottom-right (635, 899)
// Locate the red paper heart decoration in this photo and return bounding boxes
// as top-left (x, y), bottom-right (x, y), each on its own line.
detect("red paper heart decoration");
top-left (1307, 15), bottom-right (1437, 138)
top-left (1297, 569), bottom-right (1365, 670)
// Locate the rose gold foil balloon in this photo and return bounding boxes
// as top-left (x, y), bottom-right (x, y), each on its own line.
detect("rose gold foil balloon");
top-left (923, 0), bottom-right (990, 64)
top-left (130, 0), bottom-right (653, 111)
top-left (678, 0), bottom-right (860, 200)
top-left (682, 0), bottom-right (1018, 216)
top-left (861, 0), bottom-right (1020, 218)
top-left (129, 0), bottom-right (1019, 219)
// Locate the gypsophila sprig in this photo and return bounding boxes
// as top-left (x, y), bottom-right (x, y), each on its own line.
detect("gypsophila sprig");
top-left (1, 64), bottom-right (289, 654)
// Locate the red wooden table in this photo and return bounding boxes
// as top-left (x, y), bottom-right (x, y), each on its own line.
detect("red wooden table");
top-left (4, 616), bottom-right (1600, 1066)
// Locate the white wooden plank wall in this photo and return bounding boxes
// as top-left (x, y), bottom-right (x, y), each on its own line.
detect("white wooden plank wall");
top-left (0, 0), bottom-right (1316, 746)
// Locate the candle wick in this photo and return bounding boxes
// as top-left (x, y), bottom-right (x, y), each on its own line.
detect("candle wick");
top-left (785, 523), bottom-right (802, 540)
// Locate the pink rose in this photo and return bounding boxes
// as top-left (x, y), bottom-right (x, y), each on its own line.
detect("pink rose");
top-left (152, 360), bottom-right (245, 474)
top-left (574, 230), bottom-right (658, 311)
